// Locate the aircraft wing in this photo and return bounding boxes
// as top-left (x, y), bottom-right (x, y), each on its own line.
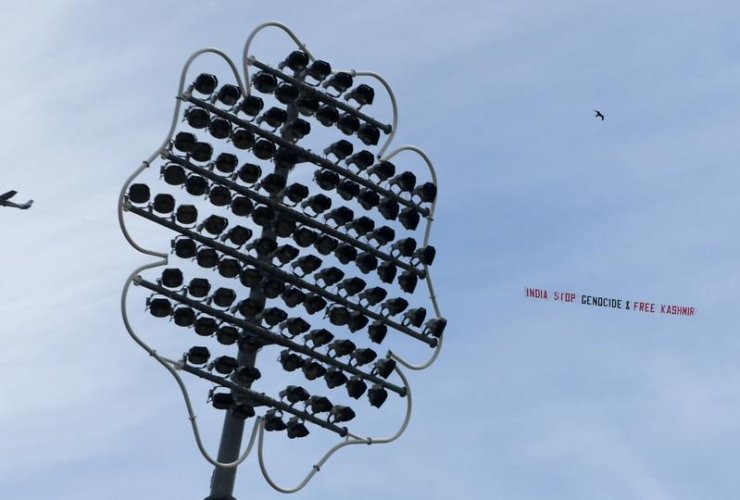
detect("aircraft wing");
top-left (0, 190), bottom-right (17, 202)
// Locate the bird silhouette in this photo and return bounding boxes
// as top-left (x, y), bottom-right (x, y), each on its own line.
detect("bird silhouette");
top-left (594, 110), bottom-right (605, 121)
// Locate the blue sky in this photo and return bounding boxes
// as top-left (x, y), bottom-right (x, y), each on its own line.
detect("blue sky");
top-left (3, 1), bottom-right (740, 499)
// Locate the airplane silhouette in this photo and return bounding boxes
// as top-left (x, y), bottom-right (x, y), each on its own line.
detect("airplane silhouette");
top-left (594, 109), bottom-right (605, 121)
top-left (0, 190), bottom-right (33, 210)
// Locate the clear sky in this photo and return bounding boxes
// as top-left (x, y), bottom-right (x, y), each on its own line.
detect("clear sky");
top-left (3, 1), bottom-right (740, 499)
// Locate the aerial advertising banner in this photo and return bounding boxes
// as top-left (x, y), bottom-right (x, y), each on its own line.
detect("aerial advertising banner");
top-left (525, 287), bottom-right (695, 316)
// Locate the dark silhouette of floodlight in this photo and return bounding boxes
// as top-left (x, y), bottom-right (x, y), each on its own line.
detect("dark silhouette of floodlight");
top-left (316, 105), bottom-right (339, 126)
top-left (272, 215), bottom-right (296, 237)
top-left (190, 142), bottom-right (213, 163)
top-left (214, 152), bottom-right (238, 173)
top-left (248, 236), bottom-right (278, 256)
top-left (195, 317), bottom-right (218, 337)
top-left (216, 325), bottom-right (239, 345)
top-left (295, 95), bottom-right (320, 116)
top-left (346, 150), bottom-right (374, 170)
top-left (200, 214), bottom-right (228, 235)
top-left (161, 268), bottom-right (184, 288)
top-left (329, 405), bottom-right (355, 423)
top-left (259, 107), bottom-right (288, 129)
top-left (239, 267), bottom-right (262, 287)
top-left (367, 161), bottom-right (395, 182)
top-left (324, 140), bottom-right (353, 161)
top-left (217, 84), bottom-right (241, 106)
top-left (377, 262), bottom-right (397, 284)
top-left (302, 361), bottom-right (327, 380)
top-left (208, 117), bottom-right (231, 139)
top-left (275, 83), bottom-right (299, 104)
top-left (347, 216), bottom-right (374, 236)
top-left (263, 409), bottom-right (287, 431)
top-left (232, 128), bottom-right (255, 150)
top-left (423, 318), bottom-right (447, 338)
top-left (324, 368), bottom-right (348, 388)
top-left (222, 225), bottom-right (253, 246)
top-left (239, 94), bottom-right (264, 117)
top-left (315, 169), bottom-right (340, 190)
top-left (280, 317), bottom-right (311, 337)
top-left (251, 206), bottom-right (274, 227)
top-left (303, 294), bottom-right (327, 315)
top-left (346, 376), bottom-right (367, 399)
top-left (193, 73), bottom-right (218, 95)
top-left (261, 277), bottom-right (286, 299)
top-left (307, 59), bottom-right (331, 82)
top-left (208, 186), bottom-right (231, 207)
top-left (211, 288), bottom-right (237, 308)
top-left (398, 207), bottom-right (421, 230)
top-left (253, 139), bottom-right (276, 160)
top-left (402, 307), bottom-right (427, 327)
top-left (186, 107), bottom-right (210, 129)
top-left (162, 163), bottom-right (186, 185)
top-left (233, 404), bottom-right (255, 420)
top-left (173, 306), bottom-right (196, 326)
top-left (328, 338), bottom-right (355, 357)
top-left (284, 183), bottom-right (309, 205)
top-left (279, 350), bottom-right (304, 371)
top-left (314, 234), bottom-right (339, 255)
top-left (368, 385), bottom-right (388, 408)
top-left (398, 270), bottom-right (418, 294)
top-left (413, 246), bottom-right (436, 266)
top-left (286, 417), bottom-right (309, 439)
top-left (381, 298), bottom-right (409, 316)
top-left (211, 392), bottom-right (235, 410)
top-left (358, 287), bottom-right (387, 306)
top-left (355, 253), bottom-right (378, 273)
top-left (325, 206), bottom-right (354, 226)
top-left (337, 114), bottom-right (360, 135)
top-left (392, 237), bottom-right (417, 257)
top-left (185, 175), bottom-right (209, 196)
top-left (389, 172), bottom-right (416, 193)
top-left (377, 198), bottom-right (399, 221)
top-left (234, 365), bottom-right (261, 383)
top-left (367, 321), bottom-right (388, 344)
top-left (350, 348), bottom-right (377, 366)
top-left (334, 244), bottom-right (357, 264)
top-left (302, 193), bottom-right (332, 215)
top-left (230, 196), bottom-right (255, 216)
top-left (187, 346), bottom-right (211, 365)
top-left (236, 298), bottom-right (263, 317)
top-left (323, 71), bottom-right (353, 94)
top-left (280, 50), bottom-right (309, 72)
top-left (337, 180), bottom-right (360, 200)
top-left (315, 267), bottom-right (344, 287)
top-left (252, 71), bottom-right (278, 93)
top-left (413, 182), bottom-right (437, 203)
top-left (305, 328), bottom-right (333, 348)
top-left (280, 385), bottom-right (310, 404)
top-left (357, 189), bottom-right (380, 210)
top-left (307, 395), bottom-right (333, 414)
top-left (196, 248), bottom-right (219, 268)
top-left (212, 355), bottom-right (238, 375)
top-left (217, 258), bottom-right (240, 278)
top-left (174, 201), bottom-right (197, 222)
top-left (373, 358), bottom-right (396, 379)
top-left (291, 255), bottom-right (322, 276)
top-left (274, 244), bottom-right (300, 265)
top-left (347, 311), bottom-right (369, 332)
top-left (345, 84), bottom-right (375, 107)
top-left (187, 278), bottom-right (211, 298)
top-left (337, 277), bottom-right (366, 296)
top-left (292, 227), bottom-right (318, 248)
top-left (173, 237), bottom-right (197, 259)
top-left (281, 287), bottom-right (306, 308)
top-left (282, 118), bottom-right (311, 142)
top-left (174, 131), bottom-right (196, 153)
top-left (367, 226), bottom-right (395, 246)
top-left (357, 124), bottom-right (380, 146)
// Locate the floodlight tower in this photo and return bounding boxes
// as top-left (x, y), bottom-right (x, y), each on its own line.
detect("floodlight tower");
top-left (119, 22), bottom-right (446, 500)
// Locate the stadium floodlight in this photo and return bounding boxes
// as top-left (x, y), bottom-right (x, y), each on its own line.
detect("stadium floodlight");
top-left (119, 22), bottom-right (446, 500)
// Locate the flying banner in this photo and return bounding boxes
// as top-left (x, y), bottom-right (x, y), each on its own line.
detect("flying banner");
top-left (525, 287), bottom-right (696, 316)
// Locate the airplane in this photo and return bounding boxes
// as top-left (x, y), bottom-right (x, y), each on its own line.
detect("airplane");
top-left (0, 190), bottom-right (33, 210)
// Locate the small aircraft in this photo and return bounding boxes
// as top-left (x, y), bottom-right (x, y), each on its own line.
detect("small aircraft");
top-left (0, 190), bottom-right (33, 210)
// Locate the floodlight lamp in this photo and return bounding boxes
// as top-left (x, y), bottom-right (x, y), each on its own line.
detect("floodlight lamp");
top-left (337, 277), bottom-right (366, 296)
top-left (259, 107), bottom-right (288, 129)
top-left (252, 139), bottom-right (276, 160)
top-left (307, 59), bottom-right (332, 82)
top-left (328, 338), bottom-right (356, 357)
top-left (175, 204), bottom-right (198, 225)
top-left (281, 287), bottom-right (306, 308)
top-left (216, 325), bottom-right (240, 345)
top-left (274, 244), bottom-right (300, 265)
top-left (398, 208), bottom-right (421, 230)
top-left (291, 255), bottom-right (322, 276)
top-left (303, 294), bottom-right (327, 315)
top-left (239, 267), bottom-right (262, 288)
top-left (392, 237), bottom-right (417, 257)
top-left (232, 128), bottom-right (255, 150)
top-left (346, 376), bottom-right (367, 399)
top-left (214, 152), bottom-right (238, 174)
top-left (367, 226), bottom-right (395, 247)
top-left (398, 270), bottom-right (418, 294)
top-left (162, 164), bottom-right (186, 185)
top-left (274, 82), bottom-right (300, 104)
top-left (187, 277), bottom-right (211, 298)
top-left (337, 179), bottom-right (360, 200)
top-left (295, 96), bottom-right (320, 116)
top-left (172, 238), bottom-right (198, 259)
top-left (208, 117), bottom-right (232, 139)
top-left (147, 297), bottom-right (172, 318)
top-left (185, 175), bottom-right (209, 197)
top-left (251, 205), bottom-right (275, 227)
top-left (248, 237), bottom-right (278, 256)
top-left (185, 107), bottom-right (210, 129)
top-left (329, 405), bottom-right (356, 423)
top-left (222, 225), bottom-right (253, 247)
top-left (239, 94), bottom-right (264, 117)
top-left (314, 169), bottom-right (340, 191)
top-left (161, 268), bottom-right (184, 288)
top-left (315, 267), bottom-right (345, 287)
top-left (325, 206), bottom-right (354, 226)
top-left (351, 348), bottom-right (377, 366)
top-left (252, 71), bottom-right (278, 94)
top-left (285, 183), bottom-right (309, 204)
top-left (305, 328), bottom-right (334, 348)
top-left (217, 84), bottom-right (241, 106)
top-left (413, 246), bottom-right (436, 266)
top-left (302, 361), bottom-right (327, 380)
top-left (200, 214), bottom-right (228, 235)
top-left (307, 395), bottom-right (333, 414)
top-left (346, 311), bottom-right (369, 332)
top-left (196, 248), bottom-right (219, 268)
top-left (280, 317), bottom-right (311, 337)
top-left (278, 349), bottom-right (304, 372)
top-left (233, 403), bottom-right (256, 420)
top-left (281, 50), bottom-right (310, 72)
top-left (211, 287), bottom-right (237, 308)
top-left (261, 277), bottom-right (286, 299)
top-left (324, 367), bottom-right (348, 388)
top-left (357, 124), bottom-right (380, 146)
top-left (190, 141), bottom-right (214, 163)
top-left (367, 161), bottom-right (395, 182)
top-left (367, 321), bottom-right (388, 344)
top-left (263, 409), bottom-right (287, 431)
top-left (286, 417), bottom-right (310, 439)
top-left (345, 84), bottom-right (375, 106)
top-left (236, 298), bottom-right (263, 318)
top-left (356, 253), bottom-right (378, 274)
top-left (358, 189), bottom-right (380, 210)
top-left (230, 196), bottom-right (255, 217)
top-left (263, 305), bottom-right (288, 325)
top-left (301, 193), bottom-right (332, 215)
top-left (212, 355), bottom-right (238, 375)
top-left (193, 73), bottom-right (218, 95)
top-left (347, 216), bottom-right (375, 236)
top-left (293, 227), bottom-right (318, 248)
top-left (323, 71), bottom-right (353, 94)
top-left (316, 105), bottom-right (339, 126)
top-left (346, 150), bottom-right (375, 170)
top-left (187, 346), bottom-right (211, 365)
top-left (234, 365), bottom-right (261, 382)
top-left (208, 186), bottom-right (231, 207)
top-left (127, 183), bottom-right (150, 204)
top-left (402, 307), bottom-right (427, 327)
top-left (195, 317), bottom-right (218, 337)
top-left (337, 114), bottom-right (360, 135)
top-left (324, 140), bottom-right (353, 161)
top-left (381, 297), bottom-right (409, 316)
top-left (358, 286), bottom-right (387, 306)
top-left (414, 182), bottom-right (437, 203)
top-left (314, 234), bottom-right (339, 255)
top-left (280, 385), bottom-right (310, 404)
top-left (377, 261), bottom-right (397, 284)
top-left (212, 392), bottom-right (235, 410)
top-left (217, 258), bottom-right (240, 278)
top-left (334, 244), bottom-right (358, 264)
top-left (368, 385), bottom-right (388, 408)
top-left (282, 118), bottom-right (311, 142)
top-left (373, 358), bottom-right (396, 379)
top-left (389, 172), bottom-right (417, 193)
top-left (174, 132), bottom-right (197, 153)
top-left (377, 199), bottom-right (399, 221)
top-left (273, 215), bottom-right (296, 238)
top-left (423, 318), bottom-right (447, 338)
top-left (173, 306), bottom-right (196, 326)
